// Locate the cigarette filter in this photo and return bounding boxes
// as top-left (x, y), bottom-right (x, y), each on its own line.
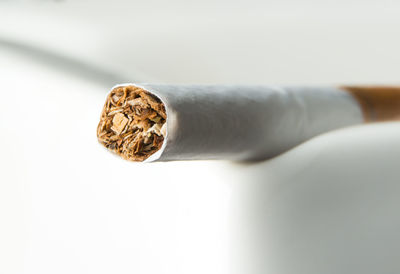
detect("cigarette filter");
top-left (96, 84), bottom-right (400, 162)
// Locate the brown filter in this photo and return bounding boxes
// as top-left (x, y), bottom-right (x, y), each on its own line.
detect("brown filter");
top-left (342, 86), bottom-right (400, 122)
top-left (97, 86), bottom-right (167, 161)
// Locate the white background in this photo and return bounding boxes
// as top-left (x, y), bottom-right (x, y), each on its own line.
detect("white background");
top-left (1, 1), bottom-right (400, 274)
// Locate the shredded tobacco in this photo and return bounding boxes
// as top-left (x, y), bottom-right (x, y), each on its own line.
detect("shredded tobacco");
top-left (97, 85), bottom-right (166, 161)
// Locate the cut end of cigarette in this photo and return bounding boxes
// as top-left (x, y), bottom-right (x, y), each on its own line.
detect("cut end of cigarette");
top-left (97, 85), bottom-right (167, 162)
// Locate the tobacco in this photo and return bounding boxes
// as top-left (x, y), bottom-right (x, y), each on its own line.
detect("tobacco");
top-left (97, 86), bottom-right (166, 161)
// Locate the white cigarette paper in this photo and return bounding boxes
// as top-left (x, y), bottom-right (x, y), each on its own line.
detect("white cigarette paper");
top-left (97, 83), bottom-right (373, 162)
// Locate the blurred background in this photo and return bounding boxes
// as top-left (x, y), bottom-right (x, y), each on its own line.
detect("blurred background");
top-left (1, 1), bottom-right (400, 274)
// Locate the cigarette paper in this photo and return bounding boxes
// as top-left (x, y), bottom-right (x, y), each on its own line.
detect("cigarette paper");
top-left (96, 84), bottom-right (400, 162)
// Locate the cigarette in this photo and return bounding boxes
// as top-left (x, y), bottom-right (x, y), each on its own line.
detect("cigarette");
top-left (96, 84), bottom-right (400, 162)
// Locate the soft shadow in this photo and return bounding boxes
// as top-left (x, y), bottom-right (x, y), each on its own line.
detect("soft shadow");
top-left (0, 37), bottom-right (129, 86)
top-left (228, 123), bottom-right (400, 274)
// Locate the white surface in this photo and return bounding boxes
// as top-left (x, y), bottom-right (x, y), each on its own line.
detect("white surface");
top-left (2, 1), bottom-right (400, 85)
top-left (1, 1), bottom-right (400, 274)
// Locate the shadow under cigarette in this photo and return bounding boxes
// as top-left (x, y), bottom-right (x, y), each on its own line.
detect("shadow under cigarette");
top-left (228, 123), bottom-right (400, 274)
